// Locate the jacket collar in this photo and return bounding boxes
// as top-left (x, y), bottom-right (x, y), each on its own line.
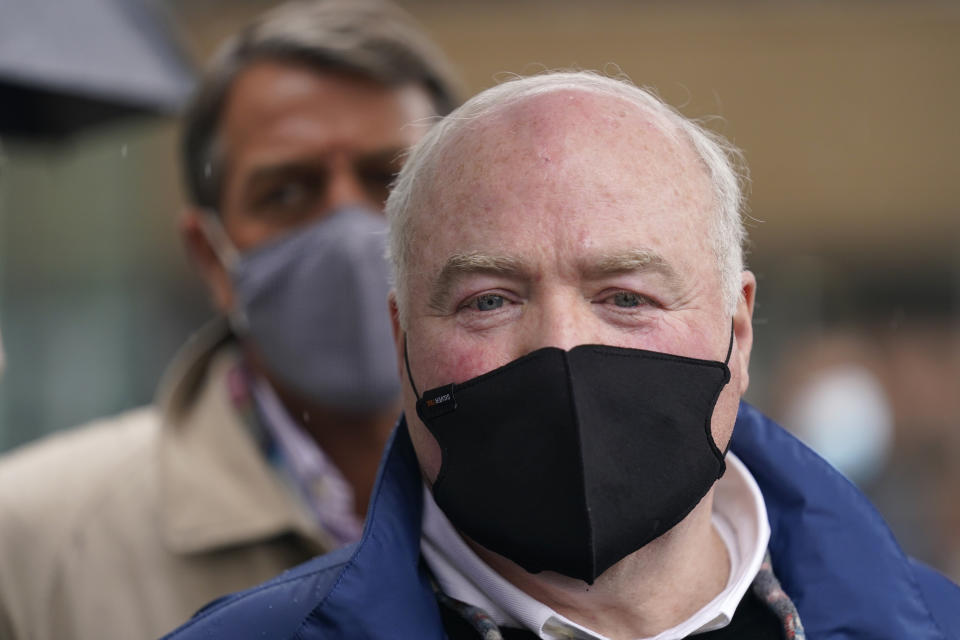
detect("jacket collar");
top-left (156, 319), bottom-right (329, 555)
top-left (731, 402), bottom-right (946, 639)
top-left (324, 404), bottom-right (947, 638)
top-left (308, 419), bottom-right (445, 638)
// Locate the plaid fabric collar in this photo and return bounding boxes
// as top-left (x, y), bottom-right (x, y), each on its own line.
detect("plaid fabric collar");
top-left (227, 362), bottom-right (363, 547)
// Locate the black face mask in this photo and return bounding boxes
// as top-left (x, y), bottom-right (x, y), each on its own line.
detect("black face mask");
top-left (405, 330), bottom-right (734, 584)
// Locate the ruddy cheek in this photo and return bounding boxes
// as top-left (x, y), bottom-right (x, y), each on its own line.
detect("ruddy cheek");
top-left (431, 347), bottom-right (499, 386)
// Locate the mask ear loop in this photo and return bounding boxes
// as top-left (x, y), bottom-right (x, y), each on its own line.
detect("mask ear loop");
top-left (403, 334), bottom-right (421, 399)
top-left (196, 209), bottom-right (249, 332)
top-left (723, 319), bottom-right (735, 366)
top-left (716, 320), bottom-right (737, 462)
top-left (196, 208), bottom-right (241, 270)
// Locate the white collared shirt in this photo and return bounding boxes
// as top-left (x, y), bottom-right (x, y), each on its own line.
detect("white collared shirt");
top-left (421, 452), bottom-right (769, 640)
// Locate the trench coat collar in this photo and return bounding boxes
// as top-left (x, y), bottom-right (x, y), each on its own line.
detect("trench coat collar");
top-left (155, 318), bottom-right (331, 555)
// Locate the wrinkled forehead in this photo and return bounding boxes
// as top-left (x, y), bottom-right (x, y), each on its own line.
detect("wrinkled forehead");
top-left (413, 88), bottom-right (712, 227)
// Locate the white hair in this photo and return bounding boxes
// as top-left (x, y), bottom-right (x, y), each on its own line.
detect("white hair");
top-left (386, 71), bottom-right (748, 326)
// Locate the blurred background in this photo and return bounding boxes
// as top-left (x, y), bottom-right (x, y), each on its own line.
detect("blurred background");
top-left (1, 0), bottom-right (958, 579)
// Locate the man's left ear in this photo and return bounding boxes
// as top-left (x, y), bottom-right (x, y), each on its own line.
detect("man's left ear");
top-left (734, 271), bottom-right (756, 395)
top-left (180, 207), bottom-right (235, 313)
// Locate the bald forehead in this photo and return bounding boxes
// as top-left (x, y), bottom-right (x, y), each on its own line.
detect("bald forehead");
top-left (489, 89), bottom-right (680, 149)
top-left (418, 88), bottom-right (713, 215)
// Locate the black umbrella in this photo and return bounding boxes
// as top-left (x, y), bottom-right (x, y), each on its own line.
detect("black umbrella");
top-left (0, 0), bottom-right (195, 138)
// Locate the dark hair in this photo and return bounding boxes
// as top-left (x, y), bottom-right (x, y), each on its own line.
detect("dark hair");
top-left (180, 0), bottom-right (462, 209)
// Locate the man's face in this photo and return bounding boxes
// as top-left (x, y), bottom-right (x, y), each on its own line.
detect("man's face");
top-left (191, 60), bottom-right (435, 310)
top-left (396, 90), bottom-right (755, 481)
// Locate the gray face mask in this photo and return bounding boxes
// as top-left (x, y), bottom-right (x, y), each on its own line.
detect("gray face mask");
top-left (203, 206), bottom-right (400, 412)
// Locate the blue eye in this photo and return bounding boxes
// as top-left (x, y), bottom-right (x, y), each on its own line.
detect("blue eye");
top-left (473, 294), bottom-right (505, 311)
top-left (611, 292), bottom-right (644, 308)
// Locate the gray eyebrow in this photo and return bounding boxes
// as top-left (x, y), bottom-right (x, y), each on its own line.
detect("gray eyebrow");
top-left (581, 248), bottom-right (681, 287)
top-left (426, 248), bottom-right (683, 312)
top-left (428, 252), bottom-right (528, 312)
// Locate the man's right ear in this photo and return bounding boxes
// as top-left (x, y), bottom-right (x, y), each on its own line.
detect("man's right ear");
top-left (179, 208), bottom-right (235, 313)
top-left (388, 291), bottom-right (405, 381)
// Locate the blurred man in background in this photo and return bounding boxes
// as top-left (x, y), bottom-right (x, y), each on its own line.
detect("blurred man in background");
top-left (0, 1), bottom-right (460, 638)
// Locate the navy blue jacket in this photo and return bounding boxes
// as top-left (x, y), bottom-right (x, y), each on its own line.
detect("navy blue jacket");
top-left (163, 403), bottom-right (960, 639)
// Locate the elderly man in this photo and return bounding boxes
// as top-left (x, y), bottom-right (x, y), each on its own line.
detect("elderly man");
top-left (0, 2), bottom-right (459, 639)
top-left (165, 72), bottom-right (960, 639)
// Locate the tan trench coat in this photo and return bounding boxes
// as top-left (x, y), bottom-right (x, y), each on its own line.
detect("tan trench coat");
top-left (0, 322), bottom-right (335, 640)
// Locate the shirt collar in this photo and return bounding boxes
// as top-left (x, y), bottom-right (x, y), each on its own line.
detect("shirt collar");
top-left (421, 451), bottom-right (770, 640)
top-left (248, 374), bottom-right (364, 547)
